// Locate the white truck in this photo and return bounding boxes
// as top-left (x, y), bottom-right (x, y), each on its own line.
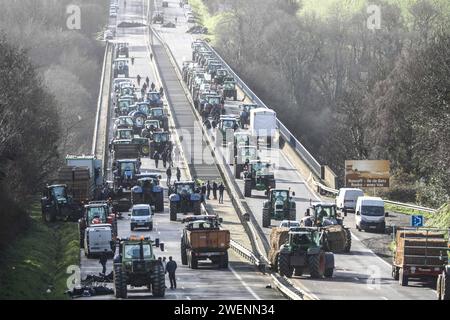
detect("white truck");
top-left (84, 224), bottom-right (114, 258)
top-left (249, 108), bottom-right (278, 148)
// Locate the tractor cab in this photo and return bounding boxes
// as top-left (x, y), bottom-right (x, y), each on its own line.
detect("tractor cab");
top-left (120, 85), bottom-right (135, 97)
top-left (146, 91), bottom-right (163, 108)
top-left (218, 116), bottom-right (240, 145)
top-left (149, 108), bottom-right (168, 130)
top-left (309, 202), bottom-right (342, 227)
top-left (288, 227), bottom-right (322, 249)
top-left (114, 159), bottom-right (140, 189)
top-left (115, 128), bottom-right (133, 140)
top-left (242, 160), bottom-right (276, 197)
top-left (214, 68), bottom-right (229, 85)
top-left (115, 116), bottom-right (134, 130)
top-left (135, 102), bottom-right (151, 116)
top-left (149, 131), bottom-right (172, 159)
top-left (141, 120), bottom-right (161, 139)
top-left (116, 98), bottom-right (134, 116)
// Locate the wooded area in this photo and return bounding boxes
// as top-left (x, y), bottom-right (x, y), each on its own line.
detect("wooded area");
top-left (198, 0), bottom-right (450, 207)
top-left (0, 0), bottom-right (108, 247)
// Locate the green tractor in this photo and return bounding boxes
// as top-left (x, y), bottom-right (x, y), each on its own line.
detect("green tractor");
top-left (301, 202), bottom-right (352, 253)
top-left (149, 131), bottom-right (172, 159)
top-left (40, 184), bottom-right (81, 222)
top-left (217, 116), bottom-right (239, 146)
top-left (262, 189), bottom-right (296, 228)
top-left (113, 236), bottom-right (165, 298)
top-left (242, 160), bottom-right (276, 197)
top-left (222, 80), bottom-right (237, 101)
top-left (270, 227), bottom-right (335, 278)
top-left (234, 145), bottom-right (258, 179)
top-left (168, 181), bottom-right (202, 221)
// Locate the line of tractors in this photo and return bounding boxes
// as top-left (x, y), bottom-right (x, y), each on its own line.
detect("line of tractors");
top-left (180, 40), bottom-right (359, 280)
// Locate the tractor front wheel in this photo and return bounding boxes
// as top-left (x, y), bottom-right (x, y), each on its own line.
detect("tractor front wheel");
top-left (278, 252), bottom-right (293, 278)
top-left (262, 208), bottom-right (271, 228)
top-left (113, 264), bottom-right (127, 299)
top-left (181, 239), bottom-right (188, 265)
top-left (308, 252), bottom-right (325, 279)
top-left (219, 252), bottom-right (229, 269)
top-left (343, 228), bottom-right (352, 253)
top-left (151, 263), bottom-right (165, 297)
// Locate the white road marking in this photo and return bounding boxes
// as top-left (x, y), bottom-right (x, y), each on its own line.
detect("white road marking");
top-left (228, 265), bottom-right (261, 300)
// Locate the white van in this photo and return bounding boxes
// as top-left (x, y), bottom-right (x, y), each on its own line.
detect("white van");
top-left (130, 204), bottom-right (153, 231)
top-left (336, 188), bottom-right (364, 214)
top-left (84, 224), bottom-right (114, 258)
top-left (355, 196), bottom-right (386, 233)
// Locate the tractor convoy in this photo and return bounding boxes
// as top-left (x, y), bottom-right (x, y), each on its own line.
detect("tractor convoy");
top-left (41, 31), bottom-right (449, 300)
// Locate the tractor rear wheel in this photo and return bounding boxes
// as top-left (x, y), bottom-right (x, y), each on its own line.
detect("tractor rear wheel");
top-left (343, 228), bottom-right (352, 253)
top-left (439, 270), bottom-right (450, 300)
top-left (392, 266), bottom-right (399, 280)
top-left (308, 252), bottom-right (325, 279)
top-left (181, 239), bottom-right (188, 265)
top-left (189, 252), bottom-right (198, 269)
top-left (44, 208), bottom-right (56, 223)
top-left (193, 201), bottom-right (201, 215)
top-left (262, 209), bottom-right (271, 228)
top-left (324, 267), bottom-right (334, 278)
top-left (244, 179), bottom-right (252, 197)
top-left (155, 192), bottom-right (164, 212)
top-left (278, 252), bottom-right (293, 278)
top-left (113, 264), bottom-right (127, 299)
top-left (399, 268), bottom-right (408, 286)
top-left (219, 252), bottom-right (229, 269)
top-left (151, 263), bottom-right (165, 297)
top-left (170, 203), bottom-right (177, 221)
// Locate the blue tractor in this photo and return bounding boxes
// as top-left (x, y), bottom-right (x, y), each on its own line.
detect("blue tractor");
top-left (131, 173), bottom-right (164, 212)
top-left (168, 181), bottom-right (202, 221)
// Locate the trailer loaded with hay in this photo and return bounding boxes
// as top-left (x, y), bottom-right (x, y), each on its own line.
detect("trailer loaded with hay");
top-left (392, 227), bottom-right (449, 289)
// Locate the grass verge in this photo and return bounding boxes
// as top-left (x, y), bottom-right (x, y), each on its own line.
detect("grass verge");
top-left (0, 203), bottom-right (79, 300)
top-left (385, 203), bottom-right (434, 219)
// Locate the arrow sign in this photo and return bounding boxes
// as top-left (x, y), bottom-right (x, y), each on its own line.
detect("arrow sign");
top-left (411, 215), bottom-right (424, 227)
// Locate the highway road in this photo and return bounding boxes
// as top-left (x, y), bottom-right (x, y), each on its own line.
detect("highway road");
top-left (151, 0), bottom-right (438, 300)
top-left (78, 0), bottom-right (283, 300)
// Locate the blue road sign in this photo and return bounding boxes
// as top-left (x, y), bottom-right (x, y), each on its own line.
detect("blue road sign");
top-left (411, 215), bottom-right (424, 227)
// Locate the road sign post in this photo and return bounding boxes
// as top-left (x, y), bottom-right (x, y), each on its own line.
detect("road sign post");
top-left (411, 215), bottom-right (424, 227)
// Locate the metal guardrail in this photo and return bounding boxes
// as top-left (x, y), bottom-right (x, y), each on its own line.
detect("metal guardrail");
top-left (312, 180), bottom-right (438, 214)
top-left (202, 42), bottom-right (322, 177)
top-left (92, 42), bottom-right (110, 157)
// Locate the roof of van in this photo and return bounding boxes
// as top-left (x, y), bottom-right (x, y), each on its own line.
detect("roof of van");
top-left (132, 204), bottom-right (151, 210)
top-left (357, 196), bottom-right (384, 204)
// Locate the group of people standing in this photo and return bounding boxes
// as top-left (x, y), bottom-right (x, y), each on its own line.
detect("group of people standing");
top-left (201, 180), bottom-right (225, 204)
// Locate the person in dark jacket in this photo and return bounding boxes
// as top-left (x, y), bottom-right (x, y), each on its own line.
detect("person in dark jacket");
top-left (154, 151), bottom-right (160, 168)
top-left (218, 183), bottom-right (225, 204)
top-left (212, 181), bottom-right (218, 200)
top-left (165, 256), bottom-right (177, 289)
top-left (206, 181), bottom-right (211, 200)
top-left (176, 167), bottom-right (181, 182)
top-left (166, 167), bottom-right (172, 185)
top-left (201, 183), bottom-right (207, 202)
top-left (99, 250), bottom-right (108, 275)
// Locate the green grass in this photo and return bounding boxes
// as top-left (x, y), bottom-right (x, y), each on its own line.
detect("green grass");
top-left (385, 203), bottom-right (434, 219)
top-left (426, 203), bottom-right (450, 229)
top-left (0, 203), bottom-right (79, 300)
